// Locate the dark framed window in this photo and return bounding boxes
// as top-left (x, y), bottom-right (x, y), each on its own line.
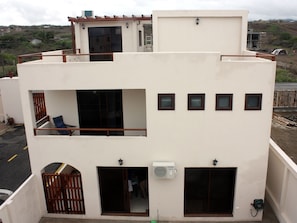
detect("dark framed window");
top-left (158, 94), bottom-right (175, 110)
top-left (245, 94), bottom-right (262, 110)
top-left (188, 94), bottom-right (205, 110)
top-left (216, 94), bottom-right (233, 111)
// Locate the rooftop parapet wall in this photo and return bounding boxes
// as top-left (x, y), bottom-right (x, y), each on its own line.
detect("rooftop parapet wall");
top-left (153, 10), bottom-right (248, 54)
top-left (17, 52), bottom-right (275, 91)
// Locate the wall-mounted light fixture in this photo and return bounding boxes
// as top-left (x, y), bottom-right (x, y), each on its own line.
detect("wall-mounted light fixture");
top-left (196, 18), bottom-right (200, 25)
top-left (118, 158), bottom-right (123, 166)
top-left (213, 159), bottom-right (218, 166)
top-left (81, 23), bottom-right (85, 30)
top-left (126, 22), bottom-right (129, 28)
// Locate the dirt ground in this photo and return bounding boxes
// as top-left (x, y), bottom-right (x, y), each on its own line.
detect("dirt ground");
top-left (271, 112), bottom-right (297, 164)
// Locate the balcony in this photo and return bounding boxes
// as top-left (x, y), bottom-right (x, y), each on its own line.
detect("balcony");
top-left (34, 115), bottom-right (147, 136)
top-left (32, 88), bottom-right (147, 137)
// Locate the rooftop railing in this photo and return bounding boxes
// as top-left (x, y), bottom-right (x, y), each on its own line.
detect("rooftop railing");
top-left (18, 50), bottom-right (114, 64)
top-left (18, 50), bottom-right (276, 64)
top-left (220, 53), bottom-right (276, 61)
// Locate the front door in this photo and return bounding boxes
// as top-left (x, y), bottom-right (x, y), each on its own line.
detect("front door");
top-left (98, 167), bottom-right (149, 215)
top-left (98, 167), bottom-right (129, 213)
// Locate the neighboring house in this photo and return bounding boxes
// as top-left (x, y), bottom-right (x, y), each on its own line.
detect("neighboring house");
top-left (16, 10), bottom-right (276, 222)
top-left (30, 38), bottom-right (42, 46)
top-left (0, 77), bottom-right (23, 124)
top-left (247, 29), bottom-right (266, 51)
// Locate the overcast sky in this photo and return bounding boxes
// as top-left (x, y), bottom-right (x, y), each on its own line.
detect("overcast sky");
top-left (1, 0), bottom-right (296, 26)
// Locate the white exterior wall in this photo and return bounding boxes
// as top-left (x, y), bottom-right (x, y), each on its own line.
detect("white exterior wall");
top-left (122, 89), bottom-right (147, 135)
top-left (266, 140), bottom-right (297, 223)
top-left (0, 77), bottom-right (23, 123)
top-left (75, 20), bottom-right (151, 54)
top-left (44, 90), bottom-right (79, 128)
top-left (153, 10), bottom-right (248, 54)
top-left (17, 51), bottom-right (275, 221)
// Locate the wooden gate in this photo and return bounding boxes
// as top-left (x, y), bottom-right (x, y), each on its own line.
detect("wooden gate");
top-left (33, 92), bottom-right (47, 121)
top-left (274, 91), bottom-right (297, 108)
top-left (42, 173), bottom-right (85, 214)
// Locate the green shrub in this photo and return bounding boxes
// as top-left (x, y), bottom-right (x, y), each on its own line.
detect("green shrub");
top-left (276, 68), bottom-right (297, 82)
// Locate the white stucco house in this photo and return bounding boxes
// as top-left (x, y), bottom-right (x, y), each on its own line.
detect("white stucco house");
top-left (0, 77), bottom-right (23, 124)
top-left (16, 10), bottom-right (276, 222)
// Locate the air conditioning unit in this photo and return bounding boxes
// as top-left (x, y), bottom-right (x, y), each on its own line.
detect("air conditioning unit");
top-left (152, 161), bottom-right (177, 179)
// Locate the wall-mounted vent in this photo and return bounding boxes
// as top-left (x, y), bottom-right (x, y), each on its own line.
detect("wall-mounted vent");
top-left (152, 161), bottom-right (177, 179)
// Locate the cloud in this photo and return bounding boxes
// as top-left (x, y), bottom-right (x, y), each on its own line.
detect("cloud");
top-left (0, 0), bottom-right (297, 26)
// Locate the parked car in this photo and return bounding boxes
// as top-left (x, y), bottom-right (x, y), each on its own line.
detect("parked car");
top-left (0, 189), bottom-right (13, 205)
top-left (271, 48), bottom-right (287, 55)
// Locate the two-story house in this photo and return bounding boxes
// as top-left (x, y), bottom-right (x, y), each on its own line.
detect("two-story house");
top-left (17, 10), bottom-right (276, 222)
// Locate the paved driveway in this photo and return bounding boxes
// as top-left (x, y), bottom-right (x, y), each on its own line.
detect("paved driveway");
top-left (0, 125), bottom-right (31, 192)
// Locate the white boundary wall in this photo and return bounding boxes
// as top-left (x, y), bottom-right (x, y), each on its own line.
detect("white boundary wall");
top-left (0, 175), bottom-right (42, 223)
top-left (266, 139), bottom-right (297, 223)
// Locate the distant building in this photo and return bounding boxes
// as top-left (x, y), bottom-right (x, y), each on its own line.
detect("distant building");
top-left (30, 39), bottom-right (42, 46)
top-left (247, 29), bottom-right (266, 51)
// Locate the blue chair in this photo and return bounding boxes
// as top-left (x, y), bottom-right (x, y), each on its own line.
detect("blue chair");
top-left (53, 115), bottom-right (75, 135)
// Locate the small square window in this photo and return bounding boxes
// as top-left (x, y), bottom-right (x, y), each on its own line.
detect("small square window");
top-left (188, 94), bottom-right (205, 110)
top-left (216, 94), bottom-right (233, 110)
top-left (158, 94), bottom-right (175, 110)
top-left (245, 94), bottom-right (262, 110)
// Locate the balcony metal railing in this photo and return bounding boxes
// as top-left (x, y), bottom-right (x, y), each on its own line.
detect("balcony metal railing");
top-left (18, 50), bottom-right (114, 64)
top-left (18, 50), bottom-right (276, 64)
top-left (220, 53), bottom-right (276, 61)
top-left (34, 116), bottom-right (147, 136)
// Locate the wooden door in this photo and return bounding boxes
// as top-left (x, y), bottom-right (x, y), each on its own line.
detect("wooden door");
top-left (42, 173), bottom-right (85, 214)
top-left (98, 167), bottom-right (130, 213)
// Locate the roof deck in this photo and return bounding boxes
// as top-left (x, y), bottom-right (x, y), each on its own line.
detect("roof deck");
top-left (18, 50), bottom-right (275, 64)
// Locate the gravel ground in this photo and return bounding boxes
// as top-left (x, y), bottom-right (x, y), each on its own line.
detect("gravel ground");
top-left (271, 112), bottom-right (297, 164)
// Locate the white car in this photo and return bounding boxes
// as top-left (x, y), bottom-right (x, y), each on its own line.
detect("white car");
top-left (0, 189), bottom-right (13, 205)
top-left (271, 48), bottom-right (287, 55)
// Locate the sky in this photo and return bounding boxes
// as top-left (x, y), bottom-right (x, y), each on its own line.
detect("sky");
top-left (0, 0), bottom-right (296, 26)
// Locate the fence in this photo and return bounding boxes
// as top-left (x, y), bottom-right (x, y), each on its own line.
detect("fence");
top-left (266, 139), bottom-right (297, 223)
top-left (273, 90), bottom-right (297, 109)
top-left (42, 173), bottom-right (85, 214)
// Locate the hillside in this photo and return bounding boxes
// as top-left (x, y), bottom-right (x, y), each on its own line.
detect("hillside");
top-left (0, 21), bottom-right (297, 82)
top-left (0, 25), bottom-right (72, 76)
top-left (249, 20), bottom-right (297, 82)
